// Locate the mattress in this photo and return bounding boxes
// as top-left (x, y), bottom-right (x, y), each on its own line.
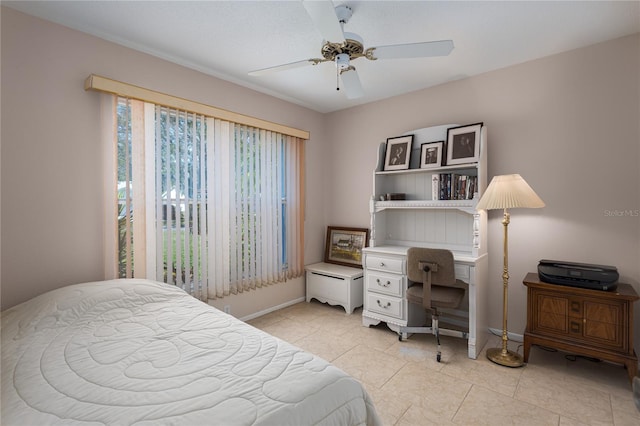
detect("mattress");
top-left (1, 279), bottom-right (380, 425)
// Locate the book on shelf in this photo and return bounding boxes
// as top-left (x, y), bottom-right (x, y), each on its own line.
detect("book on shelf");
top-left (457, 174), bottom-right (467, 200)
top-left (431, 174), bottom-right (440, 200)
top-left (438, 173), bottom-right (477, 200)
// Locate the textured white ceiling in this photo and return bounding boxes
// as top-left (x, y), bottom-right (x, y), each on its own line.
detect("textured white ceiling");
top-left (5, 0), bottom-right (639, 113)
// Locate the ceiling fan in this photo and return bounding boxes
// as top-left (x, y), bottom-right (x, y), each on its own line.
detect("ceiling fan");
top-left (248, 1), bottom-right (454, 99)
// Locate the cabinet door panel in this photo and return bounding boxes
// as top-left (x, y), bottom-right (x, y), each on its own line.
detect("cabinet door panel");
top-left (584, 302), bottom-right (620, 325)
top-left (583, 301), bottom-right (624, 349)
top-left (583, 320), bottom-right (619, 344)
top-left (537, 313), bottom-right (569, 334)
top-left (537, 294), bottom-right (568, 316)
top-left (533, 293), bottom-right (568, 334)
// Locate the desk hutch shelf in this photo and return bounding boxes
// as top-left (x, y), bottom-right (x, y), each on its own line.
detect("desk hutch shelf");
top-left (362, 124), bottom-right (489, 359)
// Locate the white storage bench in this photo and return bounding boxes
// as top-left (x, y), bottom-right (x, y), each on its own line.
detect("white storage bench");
top-left (305, 262), bottom-right (364, 314)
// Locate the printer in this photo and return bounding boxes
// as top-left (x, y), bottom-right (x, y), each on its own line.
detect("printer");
top-left (538, 259), bottom-right (619, 291)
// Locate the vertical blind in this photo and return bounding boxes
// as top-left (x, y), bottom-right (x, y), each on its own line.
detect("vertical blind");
top-left (113, 96), bottom-right (304, 300)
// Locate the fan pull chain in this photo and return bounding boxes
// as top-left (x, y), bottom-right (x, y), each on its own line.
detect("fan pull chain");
top-left (336, 67), bottom-right (340, 91)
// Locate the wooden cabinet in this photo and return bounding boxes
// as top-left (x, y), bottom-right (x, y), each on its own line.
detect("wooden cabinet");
top-left (362, 124), bottom-right (489, 359)
top-left (523, 273), bottom-right (639, 382)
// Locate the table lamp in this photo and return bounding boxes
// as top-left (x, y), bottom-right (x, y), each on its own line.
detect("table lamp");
top-left (476, 174), bottom-right (545, 367)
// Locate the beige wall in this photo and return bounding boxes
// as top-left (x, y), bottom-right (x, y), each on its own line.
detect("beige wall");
top-left (324, 33), bottom-right (640, 345)
top-left (2, 8), bottom-right (639, 351)
top-left (0, 7), bottom-right (329, 311)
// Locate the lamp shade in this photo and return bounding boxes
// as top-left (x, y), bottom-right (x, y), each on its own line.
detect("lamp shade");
top-left (476, 174), bottom-right (545, 210)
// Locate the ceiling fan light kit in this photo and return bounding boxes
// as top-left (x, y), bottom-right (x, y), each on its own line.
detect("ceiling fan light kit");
top-left (249, 2), bottom-right (454, 99)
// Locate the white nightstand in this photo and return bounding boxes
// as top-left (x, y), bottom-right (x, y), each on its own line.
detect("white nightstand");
top-left (305, 262), bottom-right (364, 314)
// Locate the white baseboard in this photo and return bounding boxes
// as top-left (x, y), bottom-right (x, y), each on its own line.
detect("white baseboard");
top-left (240, 297), bottom-right (306, 322)
top-left (243, 305), bottom-right (527, 345)
top-left (488, 327), bottom-right (524, 343)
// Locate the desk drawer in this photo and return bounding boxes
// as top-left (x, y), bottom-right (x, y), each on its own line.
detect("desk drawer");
top-left (367, 293), bottom-right (403, 319)
top-left (366, 255), bottom-right (404, 274)
top-left (366, 272), bottom-right (402, 297)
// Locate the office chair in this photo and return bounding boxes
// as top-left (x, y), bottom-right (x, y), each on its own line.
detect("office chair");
top-left (398, 248), bottom-right (468, 362)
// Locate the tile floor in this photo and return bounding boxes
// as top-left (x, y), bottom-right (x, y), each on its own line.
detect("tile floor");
top-left (247, 300), bottom-right (640, 426)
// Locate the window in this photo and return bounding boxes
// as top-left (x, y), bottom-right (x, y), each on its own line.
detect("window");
top-left (113, 96), bottom-right (304, 300)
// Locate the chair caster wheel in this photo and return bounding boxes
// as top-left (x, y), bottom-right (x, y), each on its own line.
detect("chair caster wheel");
top-left (437, 354), bottom-right (441, 362)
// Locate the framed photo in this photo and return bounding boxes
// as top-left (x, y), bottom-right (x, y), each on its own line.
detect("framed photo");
top-left (446, 123), bottom-right (482, 166)
top-left (384, 135), bottom-right (413, 171)
top-left (324, 226), bottom-right (369, 268)
top-left (420, 141), bottom-right (444, 169)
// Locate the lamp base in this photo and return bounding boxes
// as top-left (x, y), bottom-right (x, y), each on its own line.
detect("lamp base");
top-left (486, 347), bottom-right (524, 368)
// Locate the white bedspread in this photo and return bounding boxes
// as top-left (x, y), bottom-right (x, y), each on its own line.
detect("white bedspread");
top-left (1, 279), bottom-right (380, 425)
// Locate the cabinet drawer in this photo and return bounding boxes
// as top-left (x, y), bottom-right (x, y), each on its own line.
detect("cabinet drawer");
top-left (367, 293), bottom-right (403, 319)
top-left (366, 272), bottom-right (403, 297)
top-left (366, 255), bottom-right (404, 274)
top-left (568, 300), bottom-right (582, 318)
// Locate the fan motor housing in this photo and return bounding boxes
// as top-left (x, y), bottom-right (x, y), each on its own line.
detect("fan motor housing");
top-left (321, 32), bottom-right (365, 61)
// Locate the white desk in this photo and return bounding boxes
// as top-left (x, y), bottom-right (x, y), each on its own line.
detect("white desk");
top-left (361, 245), bottom-right (488, 359)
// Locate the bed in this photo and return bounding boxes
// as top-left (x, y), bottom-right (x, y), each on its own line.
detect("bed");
top-left (1, 279), bottom-right (380, 425)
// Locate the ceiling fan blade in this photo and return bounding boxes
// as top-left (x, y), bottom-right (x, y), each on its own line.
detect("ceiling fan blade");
top-left (369, 40), bottom-right (454, 60)
top-left (340, 68), bottom-right (364, 99)
top-left (248, 59), bottom-right (318, 76)
top-left (302, 0), bottom-right (345, 43)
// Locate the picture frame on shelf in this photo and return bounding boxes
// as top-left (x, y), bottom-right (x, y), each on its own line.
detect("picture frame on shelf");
top-left (384, 135), bottom-right (413, 171)
top-left (446, 123), bottom-right (482, 166)
top-left (324, 226), bottom-right (369, 268)
top-left (420, 141), bottom-right (445, 169)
